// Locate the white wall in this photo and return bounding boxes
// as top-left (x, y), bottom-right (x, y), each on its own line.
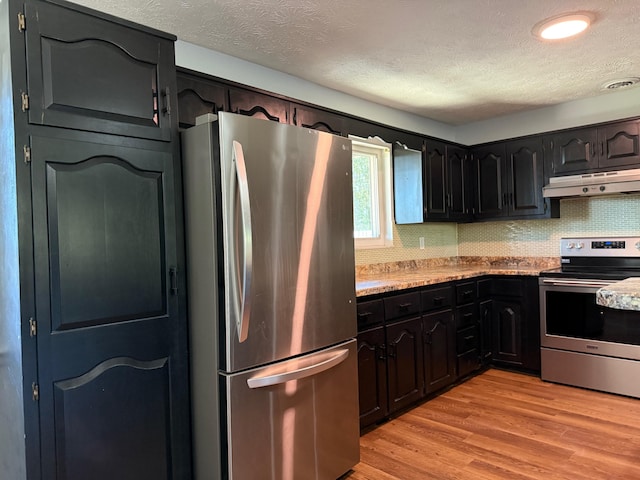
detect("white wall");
top-left (456, 87), bottom-right (640, 145)
top-left (175, 41), bottom-right (456, 142)
top-left (176, 40), bottom-right (640, 146)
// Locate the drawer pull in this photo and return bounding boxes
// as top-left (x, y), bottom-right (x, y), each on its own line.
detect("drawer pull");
top-left (357, 311), bottom-right (373, 318)
top-left (462, 290), bottom-right (473, 299)
top-left (433, 296), bottom-right (445, 305)
top-left (398, 302), bottom-right (412, 310)
top-left (464, 335), bottom-right (475, 341)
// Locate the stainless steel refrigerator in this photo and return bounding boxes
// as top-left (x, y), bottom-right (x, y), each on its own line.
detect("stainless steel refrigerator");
top-left (181, 112), bottom-right (360, 480)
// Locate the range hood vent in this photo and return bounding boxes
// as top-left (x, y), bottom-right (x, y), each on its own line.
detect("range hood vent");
top-left (542, 168), bottom-right (640, 198)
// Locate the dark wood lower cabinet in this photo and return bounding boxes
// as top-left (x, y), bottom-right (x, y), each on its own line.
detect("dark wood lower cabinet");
top-left (357, 326), bottom-right (388, 428)
top-left (31, 133), bottom-right (190, 480)
top-left (492, 299), bottom-right (523, 365)
top-left (386, 317), bottom-right (424, 414)
top-left (357, 276), bottom-right (542, 430)
top-left (423, 310), bottom-right (456, 394)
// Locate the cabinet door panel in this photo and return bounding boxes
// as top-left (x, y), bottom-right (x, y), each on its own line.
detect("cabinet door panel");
top-left (474, 145), bottom-right (506, 219)
top-left (228, 87), bottom-right (289, 123)
top-left (393, 143), bottom-right (424, 224)
top-left (54, 358), bottom-right (170, 480)
top-left (31, 134), bottom-right (190, 480)
top-left (423, 310), bottom-right (456, 394)
top-left (386, 318), bottom-right (424, 412)
top-left (506, 138), bottom-right (545, 216)
top-left (492, 299), bottom-right (522, 365)
top-left (177, 72), bottom-right (226, 129)
top-left (292, 104), bottom-right (347, 136)
top-left (424, 140), bottom-right (448, 219)
top-left (447, 146), bottom-right (473, 221)
top-left (599, 121), bottom-right (640, 168)
top-left (25, 1), bottom-right (175, 141)
top-left (549, 128), bottom-right (598, 174)
top-left (357, 327), bottom-right (388, 428)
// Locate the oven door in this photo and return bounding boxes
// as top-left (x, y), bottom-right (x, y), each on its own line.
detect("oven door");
top-left (540, 277), bottom-right (640, 361)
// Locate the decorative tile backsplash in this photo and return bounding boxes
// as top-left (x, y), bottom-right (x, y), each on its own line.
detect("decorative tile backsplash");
top-left (355, 194), bottom-right (640, 265)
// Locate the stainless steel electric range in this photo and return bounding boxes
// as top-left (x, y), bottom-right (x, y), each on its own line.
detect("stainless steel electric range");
top-left (539, 236), bottom-right (640, 398)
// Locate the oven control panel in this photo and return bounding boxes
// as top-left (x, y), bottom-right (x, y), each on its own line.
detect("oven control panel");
top-left (561, 237), bottom-right (640, 257)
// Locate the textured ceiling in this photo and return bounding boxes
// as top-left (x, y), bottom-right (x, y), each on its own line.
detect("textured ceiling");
top-left (69, 0), bottom-right (640, 125)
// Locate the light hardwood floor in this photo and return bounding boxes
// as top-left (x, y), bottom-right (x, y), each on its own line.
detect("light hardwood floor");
top-left (346, 368), bottom-right (640, 480)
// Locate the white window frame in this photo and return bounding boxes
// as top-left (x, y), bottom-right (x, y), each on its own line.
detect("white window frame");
top-left (349, 135), bottom-right (394, 249)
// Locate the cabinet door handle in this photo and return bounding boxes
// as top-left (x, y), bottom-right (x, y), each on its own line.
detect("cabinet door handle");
top-left (169, 267), bottom-right (178, 295)
top-left (162, 87), bottom-right (171, 116)
top-left (424, 331), bottom-right (433, 345)
top-left (387, 344), bottom-right (397, 358)
top-left (378, 344), bottom-right (387, 361)
top-left (601, 141), bottom-right (605, 157)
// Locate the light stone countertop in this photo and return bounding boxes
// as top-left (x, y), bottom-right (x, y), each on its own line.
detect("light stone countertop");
top-left (355, 257), bottom-right (559, 297)
top-left (596, 278), bottom-right (640, 311)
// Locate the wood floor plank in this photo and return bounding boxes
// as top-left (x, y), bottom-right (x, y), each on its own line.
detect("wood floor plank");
top-left (345, 369), bottom-right (640, 480)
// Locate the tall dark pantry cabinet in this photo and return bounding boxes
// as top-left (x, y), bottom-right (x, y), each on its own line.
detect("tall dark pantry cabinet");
top-left (0, 1), bottom-right (191, 479)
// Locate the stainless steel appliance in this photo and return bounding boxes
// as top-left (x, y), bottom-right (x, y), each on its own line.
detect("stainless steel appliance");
top-left (540, 236), bottom-right (640, 398)
top-left (181, 113), bottom-right (360, 480)
top-left (543, 168), bottom-right (640, 198)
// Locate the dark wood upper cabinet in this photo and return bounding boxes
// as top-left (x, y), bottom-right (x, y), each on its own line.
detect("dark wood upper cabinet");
top-left (447, 145), bottom-right (474, 222)
top-left (599, 120), bottom-right (640, 168)
top-left (424, 140), bottom-right (448, 220)
top-left (227, 87), bottom-right (289, 123)
top-left (423, 141), bottom-right (473, 222)
top-left (505, 137), bottom-right (546, 217)
top-left (393, 143), bottom-right (425, 224)
top-left (474, 137), bottom-right (551, 220)
top-left (176, 70), bottom-right (226, 129)
top-left (291, 104), bottom-right (348, 136)
top-left (24, 1), bottom-right (176, 142)
top-left (547, 127), bottom-right (598, 174)
top-left (547, 120), bottom-right (640, 174)
top-left (474, 144), bottom-right (507, 220)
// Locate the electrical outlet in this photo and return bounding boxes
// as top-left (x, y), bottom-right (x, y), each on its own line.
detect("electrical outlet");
top-left (419, 237), bottom-right (425, 249)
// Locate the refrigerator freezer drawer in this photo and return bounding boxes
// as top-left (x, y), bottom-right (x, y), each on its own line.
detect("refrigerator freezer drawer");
top-left (221, 339), bottom-right (360, 480)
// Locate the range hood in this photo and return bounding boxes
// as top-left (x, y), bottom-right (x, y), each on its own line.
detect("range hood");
top-left (542, 168), bottom-right (640, 198)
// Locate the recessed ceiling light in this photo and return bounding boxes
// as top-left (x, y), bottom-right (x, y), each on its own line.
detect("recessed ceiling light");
top-left (601, 78), bottom-right (640, 91)
top-left (532, 12), bottom-right (594, 40)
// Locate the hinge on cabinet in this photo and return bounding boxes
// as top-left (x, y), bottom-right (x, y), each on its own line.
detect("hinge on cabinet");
top-left (21, 92), bottom-right (29, 112)
top-left (17, 12), bottom-right (26, 32)
top-left (29, 317), bottom-right (37, 337)
top-left (23, 145), bottom-right (31, 164)
top-left (32, 383), bottom-right (39, 401)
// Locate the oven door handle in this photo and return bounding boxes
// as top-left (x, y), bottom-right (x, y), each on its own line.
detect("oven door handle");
top-left (541, 278), bottom-right (614, 288)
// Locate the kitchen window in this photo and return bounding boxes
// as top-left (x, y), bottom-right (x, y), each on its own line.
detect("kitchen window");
top-left (350, 136), bottom-right (393, 249)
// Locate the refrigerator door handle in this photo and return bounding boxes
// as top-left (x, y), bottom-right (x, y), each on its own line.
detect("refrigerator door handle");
top-left (246, 348), bottom-right (350, 388)
top-left (232, 140), bottom-right (253, 343)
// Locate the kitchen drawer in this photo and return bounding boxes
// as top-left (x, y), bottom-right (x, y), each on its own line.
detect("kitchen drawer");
top-left (356, 299), bottom-right (384, 330)
top-left (421, 285), bottom-right (453, 312)
top-left (455, 303), bottom-right (477, 328)
top-left (457, 349), bottom-right (481, 378)
top-left (456, 325), bottom-right (479, 353)
top-left (384, 292), bottom-right (420, 320)
top-left (456, 281), bottom-right (477, 305)
top-left (478, 277), bottom-right (524, 297)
